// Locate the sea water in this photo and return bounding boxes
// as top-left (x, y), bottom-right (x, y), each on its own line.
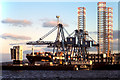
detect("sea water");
top-left (1, 70), bottom-right (120, 79)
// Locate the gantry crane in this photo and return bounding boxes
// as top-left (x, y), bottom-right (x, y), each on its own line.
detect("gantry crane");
top-left (26, 16), bottom-right (98, 65)
top-left (27, 16), bottom-right (70, 62)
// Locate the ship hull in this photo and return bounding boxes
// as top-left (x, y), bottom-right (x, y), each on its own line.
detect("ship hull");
top-left (26, 55), bottom-right (53, 64)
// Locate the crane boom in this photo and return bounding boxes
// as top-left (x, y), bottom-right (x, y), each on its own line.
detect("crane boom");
top-left (39, 26), bottom-right (57, 40)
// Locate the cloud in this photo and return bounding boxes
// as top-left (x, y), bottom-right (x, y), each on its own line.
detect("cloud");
top-left (23, 50), bottom-right (39, 54)
top-left (43, 21), bottom-right (57, 27)
top-left (23, 49), bottom-right (45, 54)
top-left (39, 18), bottom-right (50, 21)
top-left (40, 18), bottom-right (68, 27)
top-left (1, 33), bottom-right (31, 40)
top-left (34, 45), bottom-right (47, 47)
top-left (113, 38), bottom-right (118, 42)
top-left (88, 30), bottom-right (119, 51)
top-left (23, 46), bottom-right (53, 54)
top-left (113, 30), bottom-right (119, 40)
top-left (42, 47), bottom-right (53, 52)
top-left (89, 30), bottom-right (120, 40)
top-left (43, 20), bottom-right (68, 27)
top-left (113, 38), bottom-right (118, 45)
top-left (88, 32), bottom-right (97, 34)
top-left (9, 42), bottom-right (26, 45)
top-left (1, 18), bottom-right (32, 27)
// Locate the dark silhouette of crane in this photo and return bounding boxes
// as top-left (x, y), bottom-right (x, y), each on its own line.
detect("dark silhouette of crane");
top-left (26, 16), bottom-right (98, 63)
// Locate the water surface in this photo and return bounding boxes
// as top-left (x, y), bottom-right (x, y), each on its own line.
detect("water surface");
top-left (2, 70), bottom-right (120, 79)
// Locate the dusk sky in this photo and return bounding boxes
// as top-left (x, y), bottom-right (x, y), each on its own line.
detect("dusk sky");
top-left (0, 1), bottom-right (119, 62)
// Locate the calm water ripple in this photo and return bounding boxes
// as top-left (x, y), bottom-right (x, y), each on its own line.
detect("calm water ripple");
top-left (2, 70), bottom-right (120, 79)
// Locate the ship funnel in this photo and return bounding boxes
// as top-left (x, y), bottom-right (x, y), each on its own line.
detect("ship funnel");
top-left (32, 46), bottom-right (34, 56)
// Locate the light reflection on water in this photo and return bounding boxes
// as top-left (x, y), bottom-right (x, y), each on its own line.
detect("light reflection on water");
top-left (2, 70), bottom-right (120, 78)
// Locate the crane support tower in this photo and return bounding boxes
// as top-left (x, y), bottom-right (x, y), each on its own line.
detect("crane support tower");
top-left (78, 7), bottom-right (86, 31)
top-left (77, 7), bottom-right (87, 61)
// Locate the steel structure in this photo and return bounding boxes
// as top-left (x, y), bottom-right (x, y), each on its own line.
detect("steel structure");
top-left (77, 7), bottom-right (87, 61)
top-left (65, 7), bottom-right (98, 62)
top-left (27, 16), bottom-right (68, 63)
top-left (97, 2), bottom-right (113, 62)
top-left (78, 7), bottom-right (86, 31)
top-left (26, 7), bottom-right (98, 64)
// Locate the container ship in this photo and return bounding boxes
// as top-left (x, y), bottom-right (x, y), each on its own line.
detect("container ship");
top-left (26, 52), bottom-right (53, 64)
